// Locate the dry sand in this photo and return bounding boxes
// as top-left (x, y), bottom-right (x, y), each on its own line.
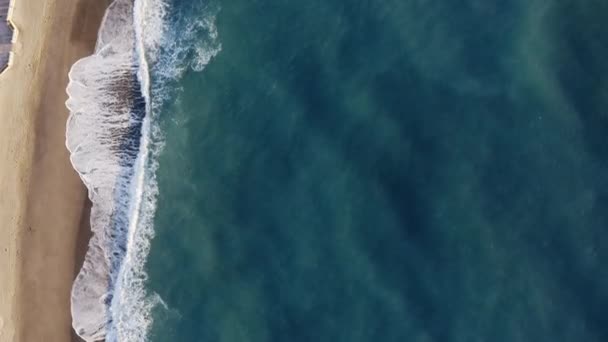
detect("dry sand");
top-left (0, 0), bottom-right (109, 341)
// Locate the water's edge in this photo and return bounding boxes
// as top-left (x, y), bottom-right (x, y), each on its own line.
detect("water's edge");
top-left (65, 0), bottom-right (220, 340)
top-left (65, 0), bottom-right (157, 340)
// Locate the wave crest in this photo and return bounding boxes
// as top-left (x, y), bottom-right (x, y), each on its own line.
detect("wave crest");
top-left (66, 0), bottom-right (221, 340)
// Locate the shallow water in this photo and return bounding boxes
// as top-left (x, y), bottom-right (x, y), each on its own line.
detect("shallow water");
top-left (69, 0), bottom-right (608, 340)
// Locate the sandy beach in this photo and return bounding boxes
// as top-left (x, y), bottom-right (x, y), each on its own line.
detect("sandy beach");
top-left (0, 0), bottom-right (109, 341)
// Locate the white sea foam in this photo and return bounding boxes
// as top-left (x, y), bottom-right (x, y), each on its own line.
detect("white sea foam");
top-left (66, 0), bottom-right (221, 341)
top-left (66, 1), bottom-right (141, 340)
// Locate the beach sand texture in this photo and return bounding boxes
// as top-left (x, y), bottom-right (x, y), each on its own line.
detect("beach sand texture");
top-left (0, 0), bottom-right (109, 341)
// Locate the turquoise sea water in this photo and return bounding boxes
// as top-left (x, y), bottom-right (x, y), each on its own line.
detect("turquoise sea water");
top-left (89, 0), bottom-right (608, 340)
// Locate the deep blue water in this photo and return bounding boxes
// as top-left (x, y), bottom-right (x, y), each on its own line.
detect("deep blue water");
top-left (144, 1), bottom-right (608, 341)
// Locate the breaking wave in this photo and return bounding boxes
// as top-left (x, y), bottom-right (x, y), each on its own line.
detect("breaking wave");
top-left (65, 0), bottom-right (220, 341)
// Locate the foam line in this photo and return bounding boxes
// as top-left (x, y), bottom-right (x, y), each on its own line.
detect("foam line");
top-left (66, 0), bottom-right (153, 340)
top-left (65, 0), bottom-right (221, 340)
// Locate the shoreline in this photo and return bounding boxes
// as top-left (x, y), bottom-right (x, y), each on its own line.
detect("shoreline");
top-left (0, 0), bottom-right (109, 340)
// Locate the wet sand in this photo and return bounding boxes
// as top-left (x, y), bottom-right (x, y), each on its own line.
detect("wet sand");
top-left (0, 0), bottom-right (109, 341)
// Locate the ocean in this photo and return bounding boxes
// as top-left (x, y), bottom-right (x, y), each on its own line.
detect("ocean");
top-left (65, 0), bottom-right (608, 341)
